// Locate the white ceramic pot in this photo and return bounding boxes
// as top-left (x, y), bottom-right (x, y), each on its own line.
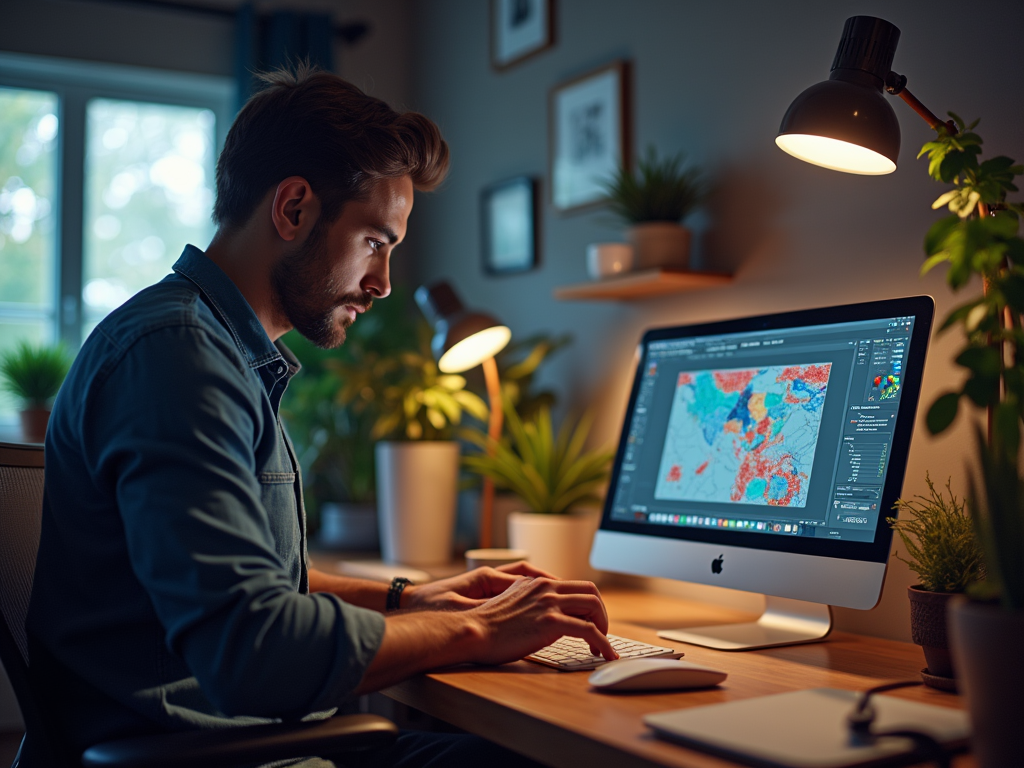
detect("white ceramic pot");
top-left (948, 597), bottom-right (1024, 768)
top-left (507, 509), bottom-right (602, 582)
top-left (375, 441), bottom-right (460, 566)
top-left (626, 222), bottom-right (691, 270)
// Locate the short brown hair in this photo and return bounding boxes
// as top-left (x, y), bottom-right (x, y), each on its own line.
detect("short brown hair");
top-left (213, 66), bottom-right (449, 228)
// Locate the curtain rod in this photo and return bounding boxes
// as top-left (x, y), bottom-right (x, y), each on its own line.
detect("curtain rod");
top-left (82, 0), bottom-right (370, 43)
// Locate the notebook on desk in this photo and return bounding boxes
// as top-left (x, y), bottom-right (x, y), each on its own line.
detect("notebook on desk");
top-left (644, 688), bottom-right (970, 768)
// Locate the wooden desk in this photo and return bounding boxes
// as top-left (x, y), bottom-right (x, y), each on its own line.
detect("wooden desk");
top-left (382, 588), bottom-right (973, 768)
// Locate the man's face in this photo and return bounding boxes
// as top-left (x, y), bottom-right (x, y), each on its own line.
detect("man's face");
top-left (271, 175), bottom-right (413, 349)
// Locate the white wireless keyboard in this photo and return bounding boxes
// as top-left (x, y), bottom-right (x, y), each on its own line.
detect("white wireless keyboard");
top-left (526, 633), bottom-right (683, 671)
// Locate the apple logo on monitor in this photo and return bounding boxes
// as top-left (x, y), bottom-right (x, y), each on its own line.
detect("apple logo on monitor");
top-left (711, 555), bottom-right (723, 574)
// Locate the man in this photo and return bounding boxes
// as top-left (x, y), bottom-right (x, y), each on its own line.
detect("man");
top-left (25, 67), bottom-right (615, 766)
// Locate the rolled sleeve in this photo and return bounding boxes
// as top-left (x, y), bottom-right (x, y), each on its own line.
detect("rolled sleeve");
top-left (86, 324), bottom-right (384, 718)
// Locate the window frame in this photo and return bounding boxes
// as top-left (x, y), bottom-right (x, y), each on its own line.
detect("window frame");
top-left (0, 51), bottom-right (233, 350)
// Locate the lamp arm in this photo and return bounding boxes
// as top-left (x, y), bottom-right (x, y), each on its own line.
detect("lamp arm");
top-left (479, 356), bottom-right (504, 549)
top-left (884, 71), bottom-right (957, 134)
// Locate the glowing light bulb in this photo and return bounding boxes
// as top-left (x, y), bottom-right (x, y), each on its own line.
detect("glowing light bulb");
top-left (775, 134), bottom-right (896, 175)
top-left (438, 326), bottom-right (512, 373)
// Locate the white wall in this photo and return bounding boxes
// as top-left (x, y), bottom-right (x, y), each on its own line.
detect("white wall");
top-left (407, 0), bottom-right (1024, 641)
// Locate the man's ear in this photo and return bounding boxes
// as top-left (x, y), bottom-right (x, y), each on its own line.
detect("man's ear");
top-left (270, 176), bottom-right (319, 242)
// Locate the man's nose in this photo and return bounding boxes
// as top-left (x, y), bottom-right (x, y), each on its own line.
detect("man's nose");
top-left (361, 257), bottom-right (391, 299)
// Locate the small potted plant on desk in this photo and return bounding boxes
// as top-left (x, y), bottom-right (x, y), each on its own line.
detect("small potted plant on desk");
top-left (886, 475), bottom-right (985, 691)
top-left (602, 146), bottom-right (705, 271)
top-left (0, 341), bottom-right (72, 443)
top-left (914, 114), bottom-right (1024, 767)
top-left (462, 400), bottom-right (613, 580)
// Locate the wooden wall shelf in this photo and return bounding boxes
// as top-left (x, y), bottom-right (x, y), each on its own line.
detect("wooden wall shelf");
top-left (553, 268), bottom-right (733, 301)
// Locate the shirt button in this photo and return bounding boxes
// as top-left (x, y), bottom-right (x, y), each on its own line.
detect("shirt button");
top-left (275, 363), bottom-right (286, 375)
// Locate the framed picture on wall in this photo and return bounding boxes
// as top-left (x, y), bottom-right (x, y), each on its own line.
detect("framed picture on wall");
top-left (491, 0), bottom-right (555, 70)
top-left (549, 59), bottom-right (630, 213)
top-left (481, 176), bottom-right (538, 275)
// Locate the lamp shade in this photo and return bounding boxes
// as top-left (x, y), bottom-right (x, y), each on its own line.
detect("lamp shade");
top-left (776, 16), bottom-right (902, 175)
top-left (415, 282), bottom-right (511, 374)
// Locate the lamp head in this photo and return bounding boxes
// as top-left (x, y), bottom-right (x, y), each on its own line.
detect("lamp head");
top-left (776, 16), bottom-right (902, 175)
top-left (415, 282), bottom-right (511, 373)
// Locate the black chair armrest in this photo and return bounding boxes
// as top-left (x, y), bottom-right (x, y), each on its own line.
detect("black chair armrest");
top-left (81, 713), bottom-right (398, 768)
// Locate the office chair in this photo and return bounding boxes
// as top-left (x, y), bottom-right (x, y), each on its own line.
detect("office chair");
top-left (0, 441), bottom-right (397, 768)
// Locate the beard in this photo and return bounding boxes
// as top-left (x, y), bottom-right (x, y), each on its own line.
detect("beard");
top-left (270, 218), bottom-right (373, 349)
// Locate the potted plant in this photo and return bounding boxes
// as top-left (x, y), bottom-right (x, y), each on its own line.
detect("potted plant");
top-left (462, 400), bottom-right (613, 580)
top-left (886, 475), bottom-right (985, 689)
top-left (0, 341), bottom-right (72, 443)
top-left (602, 146), bottom-right (705, 271)
top-left (280, 331), bottom-right (380, 550)
top-left (914, 113), bottom-right (1024, 766)
top-left (330, 318), bottom-right (488, 566)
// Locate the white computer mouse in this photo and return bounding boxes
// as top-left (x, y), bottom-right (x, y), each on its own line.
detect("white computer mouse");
top-left (588, 658), bottom-right (728, 692)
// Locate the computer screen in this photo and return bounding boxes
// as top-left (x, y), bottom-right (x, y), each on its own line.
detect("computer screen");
top-left (591, 297), bottom-right (933, 647)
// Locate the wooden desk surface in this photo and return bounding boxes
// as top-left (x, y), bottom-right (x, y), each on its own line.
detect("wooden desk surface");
top-left (382, 587), bottom-right (972, 768)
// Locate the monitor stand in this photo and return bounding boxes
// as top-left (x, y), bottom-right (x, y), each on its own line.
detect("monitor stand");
top-left (656, 595), bottom-right (833, 651)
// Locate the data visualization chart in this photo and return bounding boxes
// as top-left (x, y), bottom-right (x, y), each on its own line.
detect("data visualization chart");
top-left (655, 364), bottom-right (832, 508)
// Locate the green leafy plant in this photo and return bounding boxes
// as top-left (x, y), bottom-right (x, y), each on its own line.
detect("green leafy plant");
top-left (330, 318), bottom-right (488, 442)
top-left (887, 474), bottom-right (985, 593)
top-left (916, 112), bottom-right (1024, 610)
top-left (602, 146), bottom-right (705, 225)
top-left (461, 400), bottom-right (613, 514)
top-left (0, 341), bottom-right (72, 409)
top-left (492, 331), bottom-right (571, 420)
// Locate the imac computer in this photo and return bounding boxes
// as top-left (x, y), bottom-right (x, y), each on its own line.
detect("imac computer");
top-left (590, 297), bottom-right (934, 650)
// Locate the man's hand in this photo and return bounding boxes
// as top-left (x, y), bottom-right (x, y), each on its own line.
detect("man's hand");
top-left (465, 576), bottom-right (617, 664)
top-left (403, 561), bottom-right (557, 611)
top-left (355, 574), bottom-right (617, 694)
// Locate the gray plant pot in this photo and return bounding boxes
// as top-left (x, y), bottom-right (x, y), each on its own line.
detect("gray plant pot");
top-left (907, 585), bottom-right (957, 682)
top-left (948, 597), bottom-right (1024, 768)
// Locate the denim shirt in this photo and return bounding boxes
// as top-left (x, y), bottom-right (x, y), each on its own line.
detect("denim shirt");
top-left (26, 245), bottom-right (385, 751)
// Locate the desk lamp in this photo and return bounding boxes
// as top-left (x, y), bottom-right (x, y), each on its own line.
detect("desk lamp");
top-left (415, 282), bottom-right (511, 548)
top-left (775, 15), bottom-right (954, 175)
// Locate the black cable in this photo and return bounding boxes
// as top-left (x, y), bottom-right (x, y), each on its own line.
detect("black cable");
top-left (847, 680), bottom-right (952, 768)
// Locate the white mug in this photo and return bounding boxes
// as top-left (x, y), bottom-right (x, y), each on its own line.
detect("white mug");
top-left (587, 243), bottom-right (634, 279)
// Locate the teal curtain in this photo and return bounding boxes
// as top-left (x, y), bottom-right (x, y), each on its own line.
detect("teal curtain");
top-left (234, 3), bottom-right (334, 113)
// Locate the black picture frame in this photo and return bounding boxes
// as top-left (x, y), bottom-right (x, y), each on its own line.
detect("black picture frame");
top-left (491, 0), bottom-right (555, 71)
top-left (481, 176), bottom-right (539, 275)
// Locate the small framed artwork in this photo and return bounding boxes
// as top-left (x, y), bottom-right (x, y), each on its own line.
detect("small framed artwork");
top-left (549, 59), bottom-right (631, 213)
top-left (481, 176), bottom-right (539, 275)
top-left (491, 0), bottom-right (555, 70)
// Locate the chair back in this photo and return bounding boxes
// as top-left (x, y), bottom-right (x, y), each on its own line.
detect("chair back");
top-left (0, 442), bottom-right (44, 668)
top-left (0, 442), bottom-right (52, 766)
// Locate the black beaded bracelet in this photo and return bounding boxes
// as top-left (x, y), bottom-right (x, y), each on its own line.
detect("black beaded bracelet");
top-left (386, 577), bottom-right (412, 612)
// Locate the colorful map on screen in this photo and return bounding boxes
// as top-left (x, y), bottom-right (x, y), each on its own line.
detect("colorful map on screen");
top-left (654, 364), bottom-right (832, 508)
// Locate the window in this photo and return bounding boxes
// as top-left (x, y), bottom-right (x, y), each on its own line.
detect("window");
top-left (83, 99), bottom-right (217, 336)
top-left (0, 86), bottom-right (59, 421)
top-left (0, 53), bottom-right (232, 430)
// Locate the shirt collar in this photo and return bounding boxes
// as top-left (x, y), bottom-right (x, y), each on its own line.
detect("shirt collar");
top-left (172, 244), bottom-right (283, 370)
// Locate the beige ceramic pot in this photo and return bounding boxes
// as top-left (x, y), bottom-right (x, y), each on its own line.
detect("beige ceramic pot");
top-left (626, 222), bottom-right (691, 270)
top-left (507, 509), bottom-right (601, 582)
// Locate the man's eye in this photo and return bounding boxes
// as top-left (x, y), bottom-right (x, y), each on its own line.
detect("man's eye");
top-left (369, 239), bottom-right (384, 251)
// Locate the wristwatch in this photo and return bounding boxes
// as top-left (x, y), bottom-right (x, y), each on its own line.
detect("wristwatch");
top-left (386, 576), bottom-right (412, 612)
